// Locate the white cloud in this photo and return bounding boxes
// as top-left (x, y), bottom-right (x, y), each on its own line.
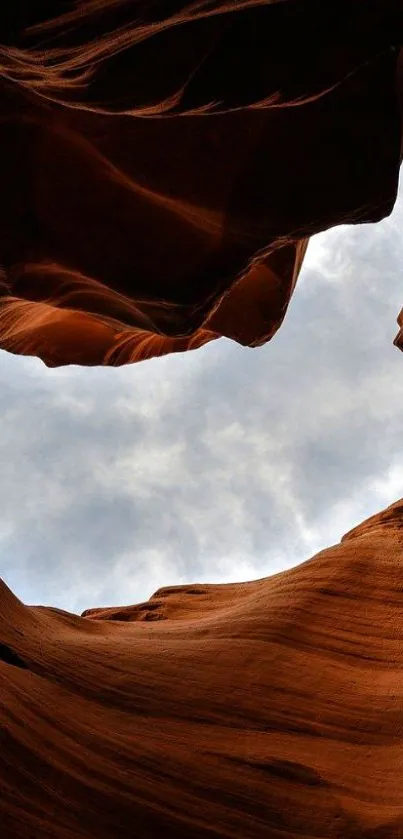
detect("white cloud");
top-left (1, 179), bottom-right (403, 613)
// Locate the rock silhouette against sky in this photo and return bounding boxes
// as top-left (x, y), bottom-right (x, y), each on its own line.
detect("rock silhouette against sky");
top-left (1, 1), bottom-right (403, 364)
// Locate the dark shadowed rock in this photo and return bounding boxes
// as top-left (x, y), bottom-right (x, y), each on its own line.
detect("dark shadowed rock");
top-left (1, 2), bottom-right (403, 366)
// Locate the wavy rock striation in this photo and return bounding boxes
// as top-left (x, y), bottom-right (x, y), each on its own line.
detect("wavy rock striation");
top-left (1, 498), bottom-right (403, 837)
top-left (1, 1), bottom-right (403, 365)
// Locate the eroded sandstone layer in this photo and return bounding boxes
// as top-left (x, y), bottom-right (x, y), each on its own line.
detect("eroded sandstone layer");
top-left (1, 1), bottom-right (403, 365)
top-left (1, 498), bottom-right (403, 838)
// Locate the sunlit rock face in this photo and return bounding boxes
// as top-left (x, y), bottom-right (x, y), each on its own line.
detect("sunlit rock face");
top-left (1, 1), bottom-right (403, 366)
top-left (1, 498), bottom-right (403, 838)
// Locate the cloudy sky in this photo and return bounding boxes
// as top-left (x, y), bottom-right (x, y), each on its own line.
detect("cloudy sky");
top-left (1, 180), bottom-right (403, 615)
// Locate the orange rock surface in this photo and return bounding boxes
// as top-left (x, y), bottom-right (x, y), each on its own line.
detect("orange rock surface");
top-left (1, 498), bottom-right (403, 838)
top-left (1, 1), bottom-right (403, 365)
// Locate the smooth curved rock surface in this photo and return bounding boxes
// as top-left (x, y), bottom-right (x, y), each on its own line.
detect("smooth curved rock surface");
top-left (1, 498), bottom-right (403, 838)
top-left (1, 2), bottom-right (403, 366)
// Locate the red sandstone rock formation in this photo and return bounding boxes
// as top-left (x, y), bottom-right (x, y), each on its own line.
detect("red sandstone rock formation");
top-left (1, 1), bottom-right (403, 366)
top-left (1, 498), bottom-right (403, 838)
